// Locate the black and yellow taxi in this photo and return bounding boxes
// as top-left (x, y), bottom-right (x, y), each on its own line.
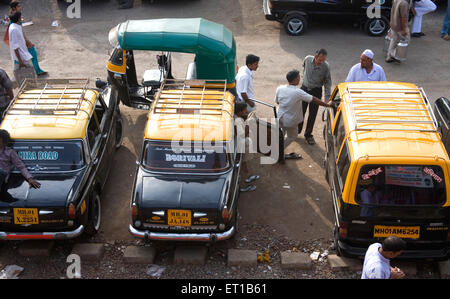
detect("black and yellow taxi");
top-left (0, 79), bottom-right (122, 240)
top-left (129, 79), bottom-right (241, 242)
top-left (323, 81), bottom-right (450, 260)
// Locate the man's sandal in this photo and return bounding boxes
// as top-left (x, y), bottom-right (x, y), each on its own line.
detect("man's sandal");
top-left (240, 185), bottom-right (257, 192)
top-left (245, 175), bottom-right (260, 183)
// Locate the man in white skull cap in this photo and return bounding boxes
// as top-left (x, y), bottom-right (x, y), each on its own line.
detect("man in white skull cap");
top-left (345, 49), bottom-right (387, 82)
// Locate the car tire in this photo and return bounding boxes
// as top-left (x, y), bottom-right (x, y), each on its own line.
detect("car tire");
top-left (283, 14), bottom-right (308, 36)
top-left (84, 192), bottom-right (101, 236)
top-left (115, 115), bottom-right (124, 150)
top-left (365, 16), bottom-right (389, 36)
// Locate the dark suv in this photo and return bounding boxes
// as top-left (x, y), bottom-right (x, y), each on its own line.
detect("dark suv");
top-left (263, 0), bottom-right (392, 36)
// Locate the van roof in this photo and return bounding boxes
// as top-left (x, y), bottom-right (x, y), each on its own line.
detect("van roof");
top-left (144, 80), bottom-right (234, 142)
top-left (0, 79), bottom-right (97, 140)
top-left (337, 82), bottom-right (448, 160)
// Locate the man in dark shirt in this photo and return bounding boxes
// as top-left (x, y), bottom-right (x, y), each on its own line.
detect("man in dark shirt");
top-left (0, 129), bottom-right (40, 192)
top-left (0, 69), bottom-right (14, 122)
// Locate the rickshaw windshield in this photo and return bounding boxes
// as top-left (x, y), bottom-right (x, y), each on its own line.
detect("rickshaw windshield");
top-left (142, 141), bottom-right (230, 173)
top-left (356, 165), bottom-right (446, 207)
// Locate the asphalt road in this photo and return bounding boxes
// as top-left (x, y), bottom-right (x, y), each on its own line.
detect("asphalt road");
top-left (0, 0), bottom-right (449, 249)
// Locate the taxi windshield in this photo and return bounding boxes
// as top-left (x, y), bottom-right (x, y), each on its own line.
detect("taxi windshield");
top-left (12, 140), bottom-right (85, 172)
top-left (142, 141), bottom-right (229, 173)
top-left (356, 165), bottom-right (446, 209)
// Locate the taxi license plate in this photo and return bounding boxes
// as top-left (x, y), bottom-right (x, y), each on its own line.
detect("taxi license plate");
top-left (13, 208), bottom-right (39, 225)
top-left (167, 210), bottom-right (191, 227)
top-left (373, 225), bottom-right (420, 239)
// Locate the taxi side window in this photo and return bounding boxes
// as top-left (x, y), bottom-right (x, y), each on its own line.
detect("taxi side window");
top-left (331, 91), bottom-right (341, 117)
top-left (337, 141), bottom-right (350, 189)
top-left (87, 115), bottom-right (100, 152)
top-left (95, 96), bottom-right (108, 131)
top-left (333, 113), bottom-right (346, 153)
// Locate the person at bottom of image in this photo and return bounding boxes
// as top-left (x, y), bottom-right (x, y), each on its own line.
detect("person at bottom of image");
top-left (361, 236), bottom-right (406, 279)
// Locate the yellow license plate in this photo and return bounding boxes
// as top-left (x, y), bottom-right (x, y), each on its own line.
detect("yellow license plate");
top-left (167, 210), bottom-right (191, 227)
top-left (13, 208), bottom-right (39, 225)
top-left (374, 225), bottom-right (420, 239)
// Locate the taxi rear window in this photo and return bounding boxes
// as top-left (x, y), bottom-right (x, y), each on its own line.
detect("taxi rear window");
top-left (12, 141), bottom-right (85, 172)
top-left (142, 141), bottom-right (229, 173)
top-left (356, 165), bottom-right (446, 207)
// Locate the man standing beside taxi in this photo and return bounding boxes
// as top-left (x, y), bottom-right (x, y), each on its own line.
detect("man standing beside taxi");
top-left (297, 49), bottom-right (332, 146)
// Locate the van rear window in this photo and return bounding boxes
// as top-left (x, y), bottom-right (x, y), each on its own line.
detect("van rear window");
top-left (356, 165), bottom-right (446, 209)
top-left (142, 141), bottom-right (229, 173)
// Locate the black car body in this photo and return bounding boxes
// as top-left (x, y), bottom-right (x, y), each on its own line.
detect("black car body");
top-left (127, 79), bottom-right (283, 242)
top-left (128, 80), bottom-right (240, 242)
top-left (0, 79), bottom-right (123, 240)
top-left (263, 0), bottom-right (392, 36)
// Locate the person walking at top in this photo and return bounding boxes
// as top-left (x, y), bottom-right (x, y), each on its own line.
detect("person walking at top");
top-left (297, 48), bottom-right (332, 145)
top-left (0, 129), bottom-right (41, 195)
top-left (441, 0), bottom-right (450, 40)
top-left (0, 69), bottom-right (14, 122)
top-left (410, 0), bottom-right (437, 38)
top-left (275, 70), bottom-right (332, 160)
top-left (346, 49), bottom-right (386, 82)
top-left (235, 54), bottom-right (260, 113)
top-left (361, 236), bottom-right (406, 279)
top-left (8, 11), bottom-right (35, 85)
top-left (386, 0), bottom-right (411, 63)
top-left (8, 1), bottom-right (47, 76)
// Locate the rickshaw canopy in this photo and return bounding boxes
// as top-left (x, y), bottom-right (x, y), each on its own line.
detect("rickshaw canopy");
top-left (110, 18), bottom-right (236, 84)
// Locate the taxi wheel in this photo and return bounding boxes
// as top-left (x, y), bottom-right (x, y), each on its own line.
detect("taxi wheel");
top-left (84, 192), bottom-right (101, 236)
top-left (115, 116), bottom-right (123, 149)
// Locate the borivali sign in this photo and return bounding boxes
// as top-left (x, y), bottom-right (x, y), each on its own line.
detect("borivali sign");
top-left (66, 0), bottom-right (81, 19)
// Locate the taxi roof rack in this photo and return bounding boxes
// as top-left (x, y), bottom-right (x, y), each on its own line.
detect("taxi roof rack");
top-left (153, 79), bottom-right (232, 117)
top-left (346, 86), bottom-right (439, 133)
top-left (6, 78), bottom-right (92, 116)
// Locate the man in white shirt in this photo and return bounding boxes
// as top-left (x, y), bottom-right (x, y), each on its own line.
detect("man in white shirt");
top-left (9, 12), bottom-right (33, 70)
top-left (275, 70), bottom-right (332, 160)
top-left (361, 236), bottom-right (406, 279)
top-left (346, 49), bottom-right (386, 82)
top-left (235, 54), bottom-right (259, 113)
top-left (8, 12), bottom-right (35, 85)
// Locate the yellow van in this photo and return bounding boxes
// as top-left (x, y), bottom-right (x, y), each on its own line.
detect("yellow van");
top-left (323, 81), bottom-right (450, 260)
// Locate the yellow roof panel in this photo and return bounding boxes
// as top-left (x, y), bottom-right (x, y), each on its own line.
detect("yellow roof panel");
top-left (336, 81), bottom-right (449, 161)
top-left (0, 89), bottom-right (98, 140)
top-left (145, 83), bottom-right (234, 141)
